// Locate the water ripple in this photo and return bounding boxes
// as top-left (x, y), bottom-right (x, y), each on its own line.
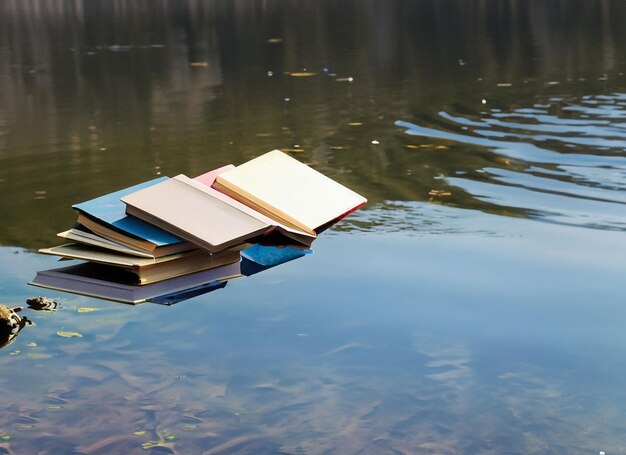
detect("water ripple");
top-left (396, 93), bottom-right (626, 231)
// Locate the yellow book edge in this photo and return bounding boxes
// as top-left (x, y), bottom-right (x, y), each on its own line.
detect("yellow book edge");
top-left (213, 179), bottom-right (317, 236)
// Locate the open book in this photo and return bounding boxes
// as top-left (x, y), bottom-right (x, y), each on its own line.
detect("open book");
top-left (121, 151), bottom-right (366, 254)
top-left (122, 175), bottom-right (315, 253)
top-left (213, 150), bottom-right (367, 235)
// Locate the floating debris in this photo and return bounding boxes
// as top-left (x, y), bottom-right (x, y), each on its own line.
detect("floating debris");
top-left (189, 62), bottom-right (208, 68)
top-left (371, 140), bottom-right (380, 145)
top-left (285, 71), bottom-right (317, 77)
top-left (348, 122), bottom-right (363, 126)
top-left (16, 424), bottom-right (34, 431)
top-left (481, 99), bottom-right (487, 104)
top-left (280, 148), bottom-right (304, 153)
top-left (428, 189), bottom-right (452, 197)
top-left (266, 38), bottom-right (283, 44)
top-left (497, 82), bottom-right (512, 87)
top-left (27, 353), bottom-right (52, 359)
top-left (336, 77), bottom-right (354, 82)
top-left (56, 331), bottom-right (83, 338)
top-left (133, 431), bottom-right (147, 436)
top-left (77, 307), bottom-right (99, 313)
top-left (267, 70), bottom-right (274, 77)
top-left (141, 430), bottom-right (177, 451)
top-left (405, 144), bottom-right (419, 149)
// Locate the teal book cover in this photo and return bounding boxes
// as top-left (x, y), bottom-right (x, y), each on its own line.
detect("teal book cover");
top-left (72, 177), bottom-right (183, 246)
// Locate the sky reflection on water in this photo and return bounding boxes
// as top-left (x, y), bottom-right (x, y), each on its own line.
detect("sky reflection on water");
top-left (3, 204), bottom-right (626, 453)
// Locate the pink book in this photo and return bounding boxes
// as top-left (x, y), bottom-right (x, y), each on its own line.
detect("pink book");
top-left (194, 164), bottom-right (235, 186)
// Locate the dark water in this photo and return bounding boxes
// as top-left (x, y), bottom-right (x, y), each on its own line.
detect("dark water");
top-left (2, 1), bottom-right (626, 453)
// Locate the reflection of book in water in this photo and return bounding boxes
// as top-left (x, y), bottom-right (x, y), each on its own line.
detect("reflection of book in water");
top-left (29, 244), bottom-right (312, 305)
top-left (149, 281), bottom-right (227, 306)
top-left (29, 260), bottom-right (242, 305)
top-left (240, 244), bottom-right (312, 276)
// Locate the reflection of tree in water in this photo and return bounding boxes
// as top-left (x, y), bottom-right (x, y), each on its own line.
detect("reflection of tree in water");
top-left (1, 0), bottom-right (626, 247)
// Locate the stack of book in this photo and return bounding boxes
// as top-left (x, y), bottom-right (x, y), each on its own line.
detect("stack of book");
top-left (30, 150), bottom-right (367, 304)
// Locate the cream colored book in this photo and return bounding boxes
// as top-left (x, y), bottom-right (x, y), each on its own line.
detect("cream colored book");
top-left (39, 243), bottom-right (241, 285)
top-left (213, 150), bottom-right (367, 235)
top-left (122, 175), bottom-right (274, 253)
top-left (57, 228), bottom-right (156, 258)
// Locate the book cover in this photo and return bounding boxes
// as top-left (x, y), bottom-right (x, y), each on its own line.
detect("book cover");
top-left (194, 164), bottom-right (235, 186)
top-left (72, 178), bottom-right (186, 248)
top-left (29, 260), bottom-right (242, 305)
top-left (122, 175), bottom-right (273, 253)
top-left (213, 150), bottom-right (368, 234)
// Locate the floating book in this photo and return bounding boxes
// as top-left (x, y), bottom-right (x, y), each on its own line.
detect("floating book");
top-left (38, 243), bottom-right (241, 285)
top-left (72, 178), bottom-right (196, 257)
top-left (122, 174), bottom-right (315, 254)
top-left (213, 150), bottom-right (367, 235)
top-left (32, 150), bottom-right (364, 305)
top-left (29, 260), bottom-right (242, 305)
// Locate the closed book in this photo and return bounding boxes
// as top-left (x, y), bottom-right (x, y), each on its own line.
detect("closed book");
top-left (122, 175), bottom-right (274, 253)
top-left (58, 225), bottom-right (156, 258)
top-left (38, 243), bottom-right (241, 285)
top-left (29, 260), bottom-right (242, 305)
top-left (213, 150), bottom-right (368, 235)
top-left (73, 178), bottom-right (196, 257)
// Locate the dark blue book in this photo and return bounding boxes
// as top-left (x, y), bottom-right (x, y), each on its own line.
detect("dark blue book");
top-left (71, 178), bottom-right (196, 257)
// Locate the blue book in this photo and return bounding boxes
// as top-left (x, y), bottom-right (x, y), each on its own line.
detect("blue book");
top-left (71, 178), bottom-right (196, 257)
top-left (241, 244), bottom-right (312, 276)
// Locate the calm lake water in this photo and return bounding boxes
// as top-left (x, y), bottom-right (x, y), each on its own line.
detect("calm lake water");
top-left (2, 1), bottom-right (626, 453)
